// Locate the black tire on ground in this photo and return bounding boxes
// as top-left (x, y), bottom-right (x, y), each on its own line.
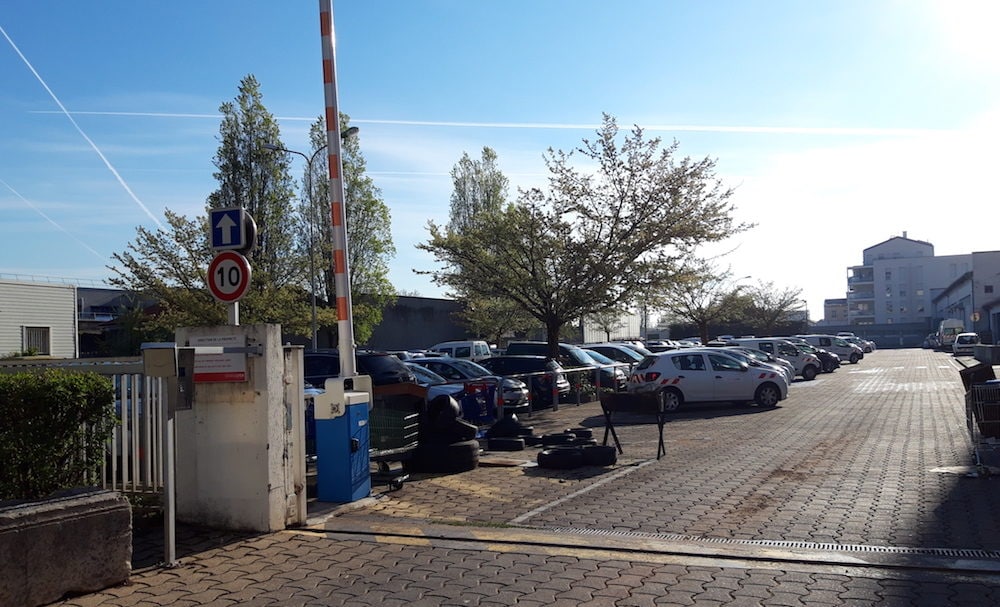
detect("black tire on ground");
top-left (849, 353), bottom-right (860, 364)
top-left (801, 365), bottom-right (818, 381)
top-left (541, 432), bottom-right (576, 446)
top-left (567, 437), bottom-right (598, 447)
top-left (522, 435), bottom-right (543, 447)
top-left (487, 437), bottom-right (526, 452)
top-left (410, 439), bottom-right (480, 473)
top-left (537, 447), bottom-right (585, 470)
top-left (567, 427), bottom-right (593, 439)
top-left (514, 426), bottom-right (535, 436)
top-left (427, 394), bottom-right (461, 423)
top-left (452, 419), bottom-right (479, 441)
top-left (580, 444), bottom-right (617, 467)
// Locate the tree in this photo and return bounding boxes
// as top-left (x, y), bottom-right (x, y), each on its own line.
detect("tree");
top-left (304, 114), bottom-right (396, 345)
top-left (419, 114), bottom-right (751, 358)
top-left (741, 281), bottom-right (806, 335)
top-left (110, 75), bottom-right (311, 338)
top-left (448, 147), bottom-right (508, 233)
top-left (658, 262), bottom-right (747, 344)
top-left (587, 307), bottom-right (626, 342)
top-left (444, 147), bottom-right (534, 340)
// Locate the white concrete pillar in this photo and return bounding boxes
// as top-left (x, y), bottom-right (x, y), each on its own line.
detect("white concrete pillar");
top-left (173, 324), bottom-right (306, 532)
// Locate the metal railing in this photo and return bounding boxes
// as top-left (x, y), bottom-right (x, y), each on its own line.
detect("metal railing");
top-left (0, 357), bottom-right (164, 499)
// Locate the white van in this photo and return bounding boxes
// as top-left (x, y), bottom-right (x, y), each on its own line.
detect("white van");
top-left (727, 337), bottom-right (823, 381)
top-left (428, 340), bottom-right (492, 362)
top-left (796, 334), bottom-right (864, 364)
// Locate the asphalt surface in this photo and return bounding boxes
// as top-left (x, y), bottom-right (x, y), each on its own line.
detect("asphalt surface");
top-left (49, 348), bottom-right (1000, 606)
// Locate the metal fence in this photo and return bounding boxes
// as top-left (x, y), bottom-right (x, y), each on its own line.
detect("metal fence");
top-left (0, 357), bottom-right (163, 499)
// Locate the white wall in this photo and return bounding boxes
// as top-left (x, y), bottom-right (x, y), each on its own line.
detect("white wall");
top-left (0, 280), bottom-right (77, 357)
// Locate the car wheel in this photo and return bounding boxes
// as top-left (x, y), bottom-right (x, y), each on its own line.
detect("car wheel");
top-left (754, 383), bottom-right (781, 408)
top-left (801, 365), bottom-right (818, 381)
top-left (849, 353), bottom-right (860, 364)
top-left (658, 388), bottom-right (682, 412)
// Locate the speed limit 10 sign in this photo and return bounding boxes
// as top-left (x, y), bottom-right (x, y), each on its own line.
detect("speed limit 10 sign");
top-left (207, 251), bottom-right (252, 303)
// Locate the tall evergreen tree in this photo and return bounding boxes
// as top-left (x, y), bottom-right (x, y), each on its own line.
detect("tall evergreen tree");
top-left (303, 114), bottom-right (396, 345)
top-left (109, 75), bottom-right (310, 338)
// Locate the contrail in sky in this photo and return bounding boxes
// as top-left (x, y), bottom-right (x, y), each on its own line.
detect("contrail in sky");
top-left (0, 25), bottom-right (164, 229)
top-left (0, 178), bottom-right (107, 261)
top-left (30, 110), bottom-right (944, 137)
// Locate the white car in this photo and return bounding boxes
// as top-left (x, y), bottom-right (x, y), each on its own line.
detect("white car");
top-left (953, 332), bottom-right (980, 356)
top-left (721, 345), bottom-right (795, 384)
top-left (627, 349), bottom-right (788, 410)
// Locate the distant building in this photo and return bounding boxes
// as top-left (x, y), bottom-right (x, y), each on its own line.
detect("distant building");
top-left (822, 298), bottom-right (848, 325)
top-left (825, 233), bottom-right (1000, 346)
top-left (0, 279), bottom-right (78, 357)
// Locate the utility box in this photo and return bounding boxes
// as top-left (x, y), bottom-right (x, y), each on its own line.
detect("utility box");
top-left (314, 377), bottom-right (373, 503)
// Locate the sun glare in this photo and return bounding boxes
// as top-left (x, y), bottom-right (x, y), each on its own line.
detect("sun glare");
top-left (931, 0), bottom-right (1000, 71)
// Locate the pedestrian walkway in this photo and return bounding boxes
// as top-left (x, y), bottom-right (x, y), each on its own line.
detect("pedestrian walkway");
top-left (49, 349), bottom-right (1000, 606)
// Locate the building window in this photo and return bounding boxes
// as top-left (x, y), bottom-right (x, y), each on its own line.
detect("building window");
top-left (916, 289), bottom-right (924, 297)
top-left (899, 290), bottom-right (906, 297)
top-left (885, 270), bottom-right (892, 280)
top-left (22, 326), bottom-right (51, 355)
top-left (886, 287), bottom-right (892, 297)
top-left (987, 285), bottom-right (995, 294)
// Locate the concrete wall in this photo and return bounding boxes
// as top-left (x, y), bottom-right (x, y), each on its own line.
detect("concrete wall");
top-left (174, 324), bottom-right (305, 532)
top-left (365, 296), bottom-right (467, 350)
top-left (0, 489), bottom-right (131, 607)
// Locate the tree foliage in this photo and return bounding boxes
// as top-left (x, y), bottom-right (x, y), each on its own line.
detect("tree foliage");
top-left (109, 75), bottom-right (312, 338)
top-left (657, 262), bottom-right (747, 344)
top-left (448, 147), bottom-right (508, 233)
top-left (741, 280), bottom-right (806, 335)
top-left (443, 147), bottom-right (534, 340)
top-left (419, 114), bottom-right (751, 358)
top-left (109, 77), bottom-right (396, 347)
top-left (304, 114), bottom-right (396, 345)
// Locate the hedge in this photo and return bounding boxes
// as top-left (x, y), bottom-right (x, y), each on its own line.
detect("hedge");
top-left (0, 370), bottom-right (115, 501)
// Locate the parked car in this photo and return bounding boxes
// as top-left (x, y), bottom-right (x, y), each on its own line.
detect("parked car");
top-left (722, 345), bottom-right (795, 384)
top-left (504, 341), bottom-right (626, 390)
top-left (478, 355), bottom-right (571, 407)
top-left (796, 334), bottom-right (864, 364)
top-left (582, 342), bottom-right (646, 369)
top-left (427, 340), bottom-right (492, 362)
top-left (304, 349), bottom-right (416, 388)
top-left (408, 357), bottom-right (529, 406)
top-left (579, 348), bottom-right (630, 390)
top-left (953, 332), bottom-right (980, 356)
top-left (698, 347), bottom-right (791, 391)
top-left (403, 362), bottom-right (466, 400)
top-left (725, 337), bottom-right (823, 380)
top-left (626, 349), bottom-right (787, 410)
top-left (842, 336), bottom-right (875, 353)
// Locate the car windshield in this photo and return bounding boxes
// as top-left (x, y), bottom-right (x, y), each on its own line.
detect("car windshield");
top-left (451, 359), bottom-right (492, 377)
top-left (582, 349), bottom-right (615, 365)
top-left (406, 363), bottom-right (446, 385)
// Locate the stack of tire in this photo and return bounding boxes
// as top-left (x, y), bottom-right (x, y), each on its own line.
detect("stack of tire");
top-left (409, 395), bottom-right (480, 473)
top-left (482, 413), bottom-right (535, 452)
top-left (536, 428), bottom-right (617, 469)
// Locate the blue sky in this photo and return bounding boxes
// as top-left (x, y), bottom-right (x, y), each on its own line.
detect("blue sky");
top-left (2, 1), bottom-right (998, 322)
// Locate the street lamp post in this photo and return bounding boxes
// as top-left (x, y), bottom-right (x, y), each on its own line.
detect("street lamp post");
top-left (265, 127), bottom-right (359, 350)
top-left (264, 144), bottom-right (324, 350)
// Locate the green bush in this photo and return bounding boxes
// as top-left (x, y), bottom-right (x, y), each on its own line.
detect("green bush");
top-left (0, 370), bottom-right (115, 501)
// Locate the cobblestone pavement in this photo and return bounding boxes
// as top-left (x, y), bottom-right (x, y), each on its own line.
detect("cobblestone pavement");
top-left (50, 349), bottom-right (1000, 606)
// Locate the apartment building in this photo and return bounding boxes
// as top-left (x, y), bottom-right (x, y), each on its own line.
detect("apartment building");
top-left (841, 235), bottom-right (1000, 341)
